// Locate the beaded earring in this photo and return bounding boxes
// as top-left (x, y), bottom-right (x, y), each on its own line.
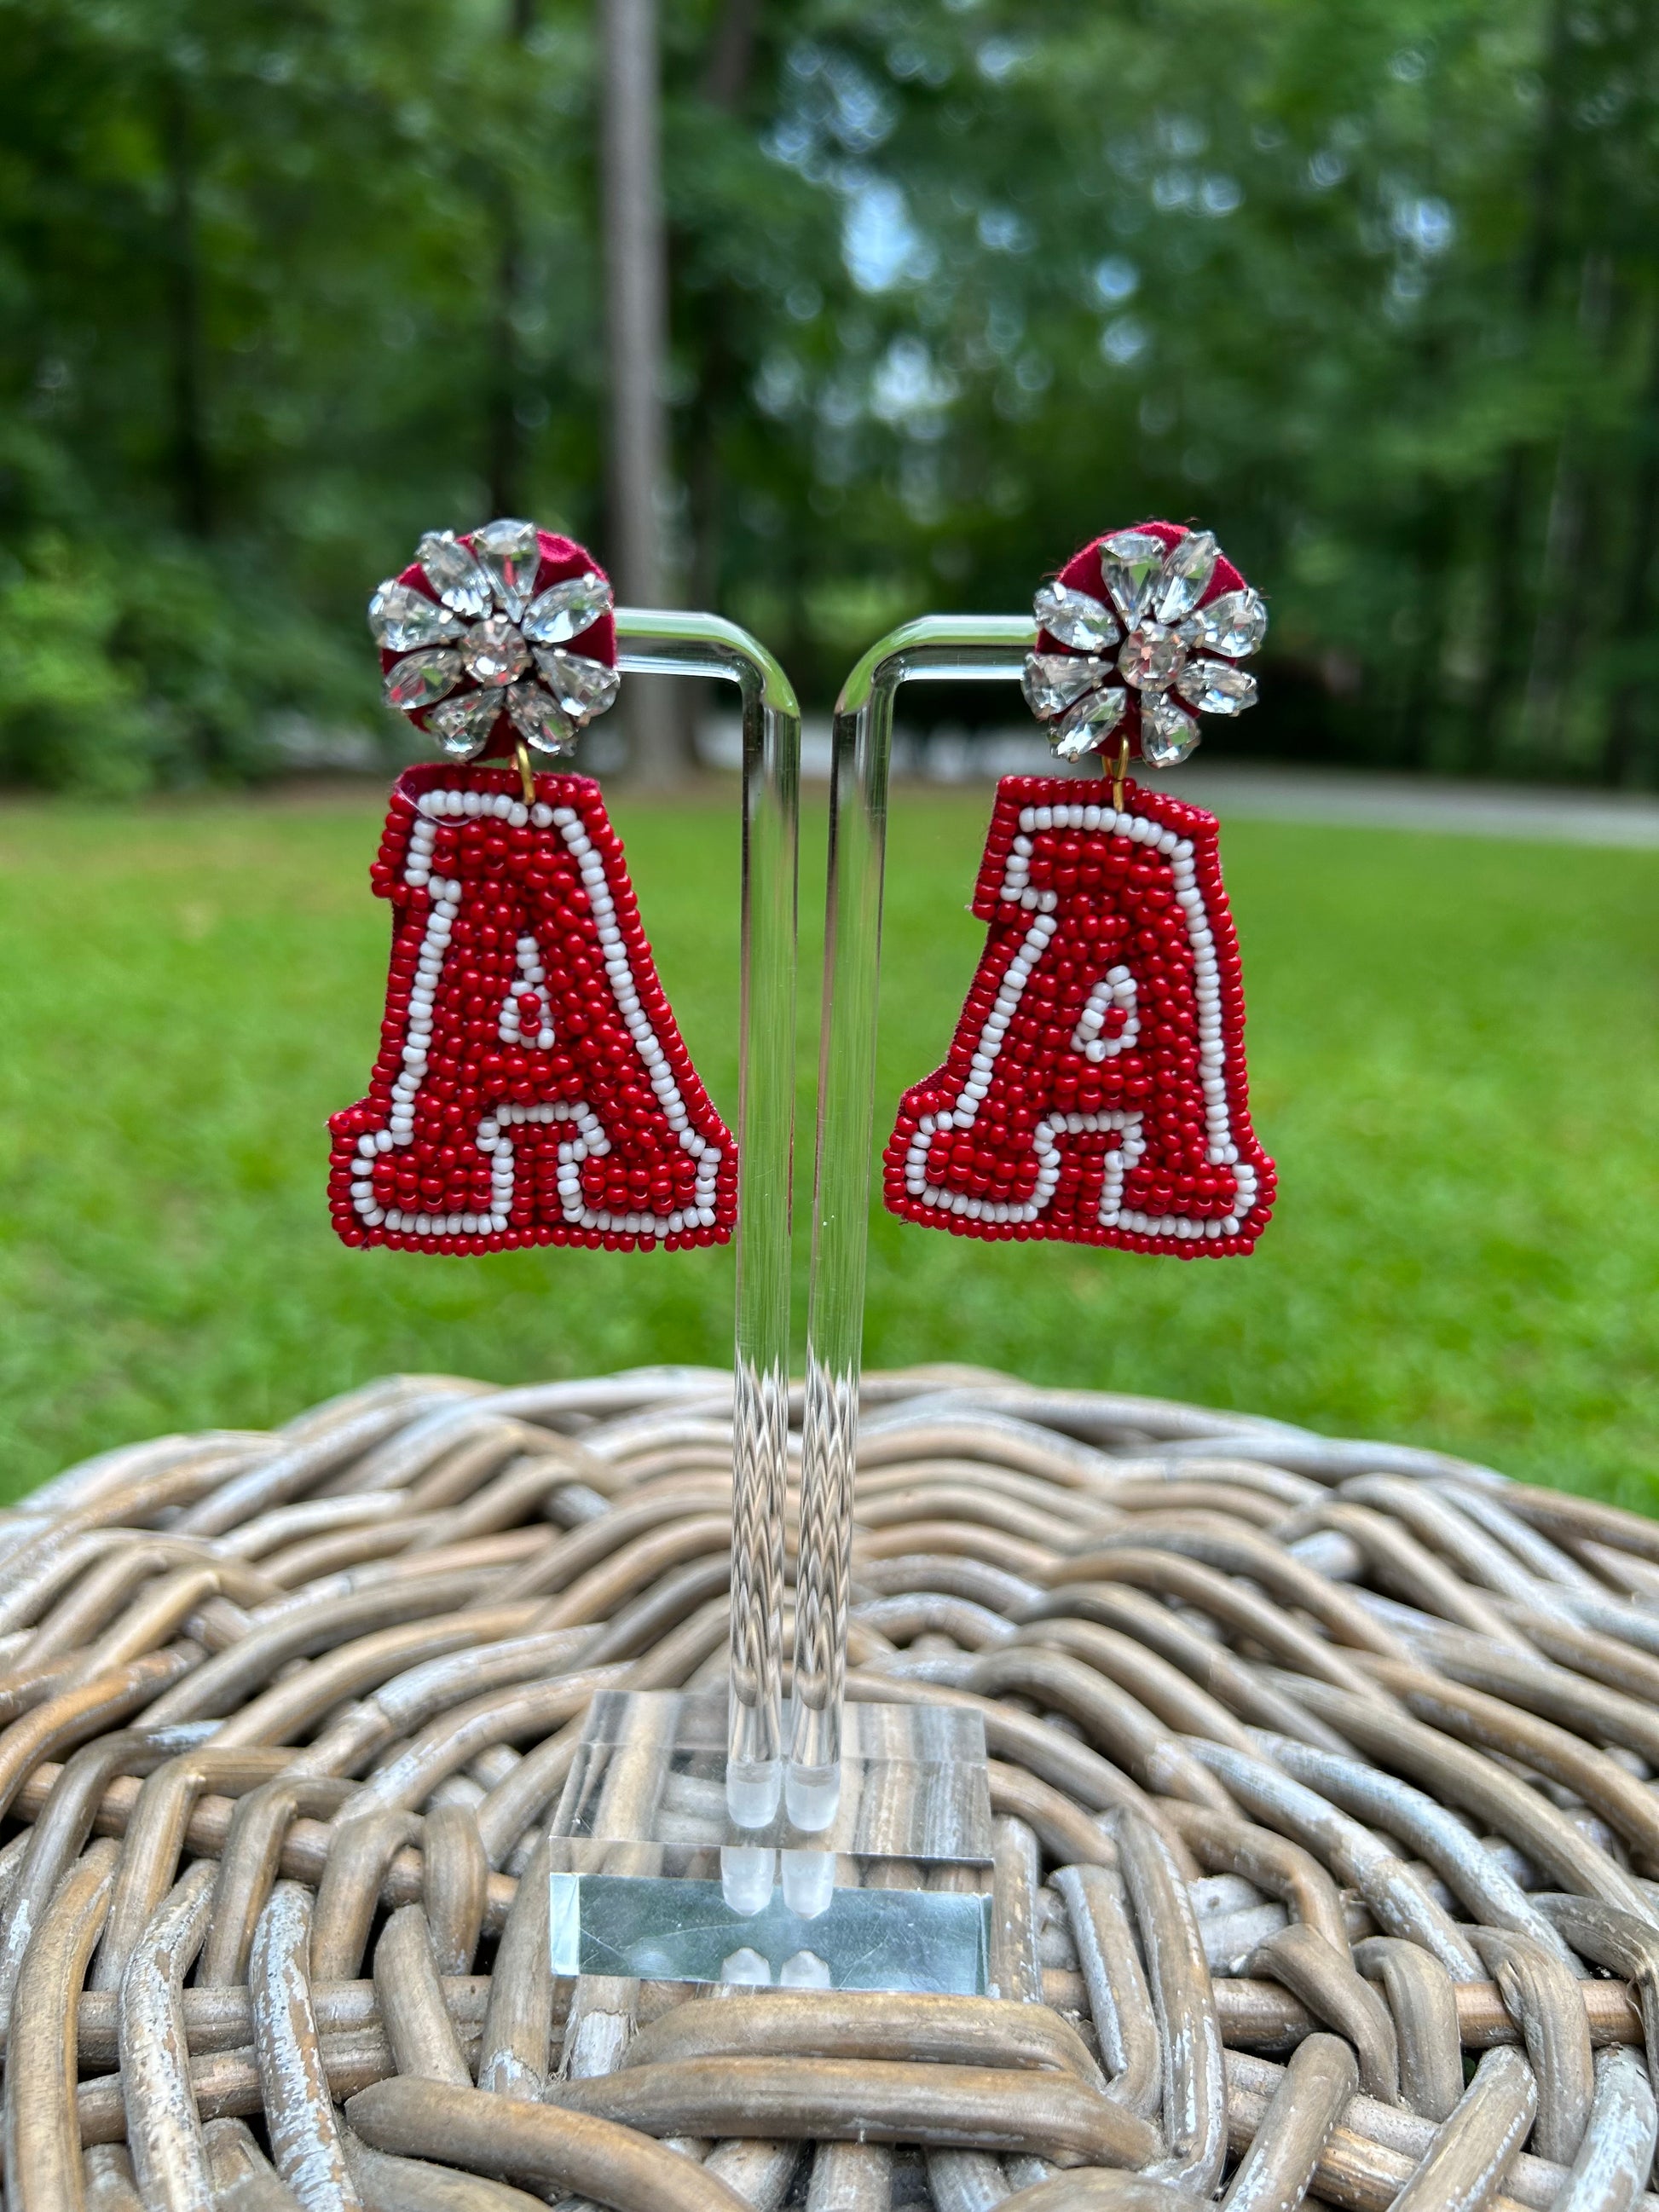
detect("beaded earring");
top-left (882, 521), bottom-right (1275, 1255)
top-left (327, 521), bottom-right (736, 1256)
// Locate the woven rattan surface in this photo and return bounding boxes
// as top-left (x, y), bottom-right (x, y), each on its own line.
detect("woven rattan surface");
top-left (3, 1362), bottom-right (1658, 2212)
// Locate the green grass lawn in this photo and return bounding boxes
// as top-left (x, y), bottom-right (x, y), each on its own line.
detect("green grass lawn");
top-left (1, 785), bottom-right (1656, 1510)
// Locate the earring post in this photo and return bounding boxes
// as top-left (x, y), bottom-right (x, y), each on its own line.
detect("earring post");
top-left (788, 613), bottom-right (1035, 1828)
top-left (614, 609), bottom-right (801, 1828)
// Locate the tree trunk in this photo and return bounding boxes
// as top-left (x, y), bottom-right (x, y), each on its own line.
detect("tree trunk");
top-left (487, 215), bottom-right (527, 520)
top-left (162, 74), bottom-right (211, 540)
top-left (1471, 0), bottom-right (1571, 768)
top-left (598, 0), bottom-right (686, 783)
top-left (1518, 253), bottom-right (1611, 771)
top-left (487, 0), bottom-right (537, 519)
top-left (702, 0), bottom-right (760, 109)
top-left (684, 0), bottom-right (760, 661)
top-left (1603, 312), bottom-right (1659, 786)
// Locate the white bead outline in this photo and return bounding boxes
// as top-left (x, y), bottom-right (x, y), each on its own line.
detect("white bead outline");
top-left (1072, 965), bottom-right (1139, 1061)
top-left (349, 784), bottom-right (723, 1245)
top-left (904, 797), bottom-right (1257, 1241)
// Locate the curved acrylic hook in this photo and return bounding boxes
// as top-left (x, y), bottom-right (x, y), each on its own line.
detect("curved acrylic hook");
top-left (788, 613), bottom-right (1038, 1828)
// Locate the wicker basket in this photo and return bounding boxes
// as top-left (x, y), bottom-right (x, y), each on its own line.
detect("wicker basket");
top-left (1, 1364), bottom-right (1655, 2212)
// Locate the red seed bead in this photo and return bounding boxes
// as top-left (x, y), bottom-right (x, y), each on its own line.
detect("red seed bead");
top-left (882, 769), bottom-right (1272, 1259)
top-left (327, 761), bottom-right (737, 1257)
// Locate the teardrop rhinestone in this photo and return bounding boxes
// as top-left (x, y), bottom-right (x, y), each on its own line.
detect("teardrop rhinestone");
top-left (522, 572), bottom-right (614, 646)
top-left (1022, 651), bottom-right (1115, 720)
top-left (460, 614), bottom-right (530, 689)
top-left (368, 580), bottom-right (465, 654)
top-left (1181, 587), bottom-right (1268, 659)
top-left (1051, 686), bottom-right (1127, 761)
top-left (426, 689), bottom-right (504, 757)
top-left (1118, 621), bottom-right (1187, 691)
top-left (505, 680), bottom-right (576, 754)
top-left (471, 517), bottom-right (543, 618)
top-left (534, 648), bottom-right (620, 722)
top-left (416, 532), bottom-right (494, 620)
top-left (1099, 529), bottom-right (1171, 625)
top-left (383, 648), bottom-right (463, 711)
top-left (1033, 581), bottom-right (1119, 653)
top-left (1154, 530), bottom-right (1218, 622)
top-left (1139, 691), bottom-right (1200, 766)
top-left (1175, 657), bottom-right (1258, 716)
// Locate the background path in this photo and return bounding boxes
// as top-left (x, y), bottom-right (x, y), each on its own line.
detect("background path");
top-left (703, 718), bottom-right (1659, 847)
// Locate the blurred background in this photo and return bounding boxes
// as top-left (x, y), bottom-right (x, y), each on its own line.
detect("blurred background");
top-left (4, 0), bottom-right (1659, 789)
top-left (0, 1), bottom-right (1655, 1510)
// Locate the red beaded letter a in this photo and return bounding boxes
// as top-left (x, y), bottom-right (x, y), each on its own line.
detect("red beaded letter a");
top-left (327, 761), bottom-right (736, 1255)
top-left (882, 776), bottom-right (1274, 1256)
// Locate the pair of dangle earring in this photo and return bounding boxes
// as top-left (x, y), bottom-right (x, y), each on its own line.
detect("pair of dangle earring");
top-left (882, 521), bottom-right (1277, 1256)
top-left (330, 514), bottom-right (1274, 1264)
top-left (327, 520), bottom-right (737, 1256)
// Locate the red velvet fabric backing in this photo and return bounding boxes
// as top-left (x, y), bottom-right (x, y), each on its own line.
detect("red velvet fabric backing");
top-left (383, 529), bottom-right (616, 761)
top-left (1037, 521), bottom-right (1246, 761)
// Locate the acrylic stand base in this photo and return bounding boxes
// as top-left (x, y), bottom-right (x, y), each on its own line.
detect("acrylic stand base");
top-left (546, 1686), bottom-right (992, 1994)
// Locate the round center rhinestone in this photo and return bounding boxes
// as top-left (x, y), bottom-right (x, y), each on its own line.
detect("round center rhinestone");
top-left (1117, 621), bottom-right (1186, 690)
top-left (461, 615), bottom-right (530, 689)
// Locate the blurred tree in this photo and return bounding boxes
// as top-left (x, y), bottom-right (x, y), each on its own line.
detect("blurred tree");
top-left (0, 0), bottom-right (1653, 788)
top-left (600, 0), bottom-right (687, 781)
top-left (729, 0), bottom-right (1659, 779)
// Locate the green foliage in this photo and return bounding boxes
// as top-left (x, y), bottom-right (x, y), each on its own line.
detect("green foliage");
top-left (0, 542), bottom-right (159, 794)
top-left (1, 0), bottom-right (1657, 782)
top-left (0, 533), bottom-right (373, 790)
top-left (0, 792), bottom-right (1655, 1507)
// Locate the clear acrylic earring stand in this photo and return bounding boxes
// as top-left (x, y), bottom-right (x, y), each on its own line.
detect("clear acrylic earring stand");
top-left (549, 613), bottom-right (1035, 1995)
top-left (618, 608), bottom-right (797, 1822)
top-left (791, 615), bottom-right (1036, 1832)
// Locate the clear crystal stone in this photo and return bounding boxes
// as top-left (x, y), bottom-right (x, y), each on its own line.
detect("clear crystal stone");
top-left (1154, 530), bottom-right (1218, 622)
top-left (533, 648), bottom-right (620, 723)
top-left (1175, 657), bottom-right (1258, 716)
top-left (1099, 529), bottom-right (1171, 625)
top-left (522, 572), bottom-right (613, 646)
top-left (426, 690), bottom-right (503, 757)
top-left (505, 680), bottom-right (575, 754)
top-left (1022, 651), bottom-right (1115, 719)
top-left (384, 648), bottom-right (462, 711)
top-left (1052, 686), bottom-right (1127, 761)
top-left (368, 580), bottom-right (465, 654)
top-left (471, 517), bottom-right (543, 618)
top-left (1118, 621), bottom-right (1188, 691)
top-left (1033, 582), bottom-right (1119, 654)
top-left (1181, 587), bottom-right (1268, 659)
top-left (1140, 691), bottom-right (1200, 766)
top-left (417, 532), bottom-right (494, 620)
top-left (460, 614), bottom-right (530, 689)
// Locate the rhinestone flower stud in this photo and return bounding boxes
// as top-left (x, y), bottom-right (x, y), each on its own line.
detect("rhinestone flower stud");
top-left (1024, 523), bottom-right (1265, 768)
top-left (370, 521), bottom-right (620, 760)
